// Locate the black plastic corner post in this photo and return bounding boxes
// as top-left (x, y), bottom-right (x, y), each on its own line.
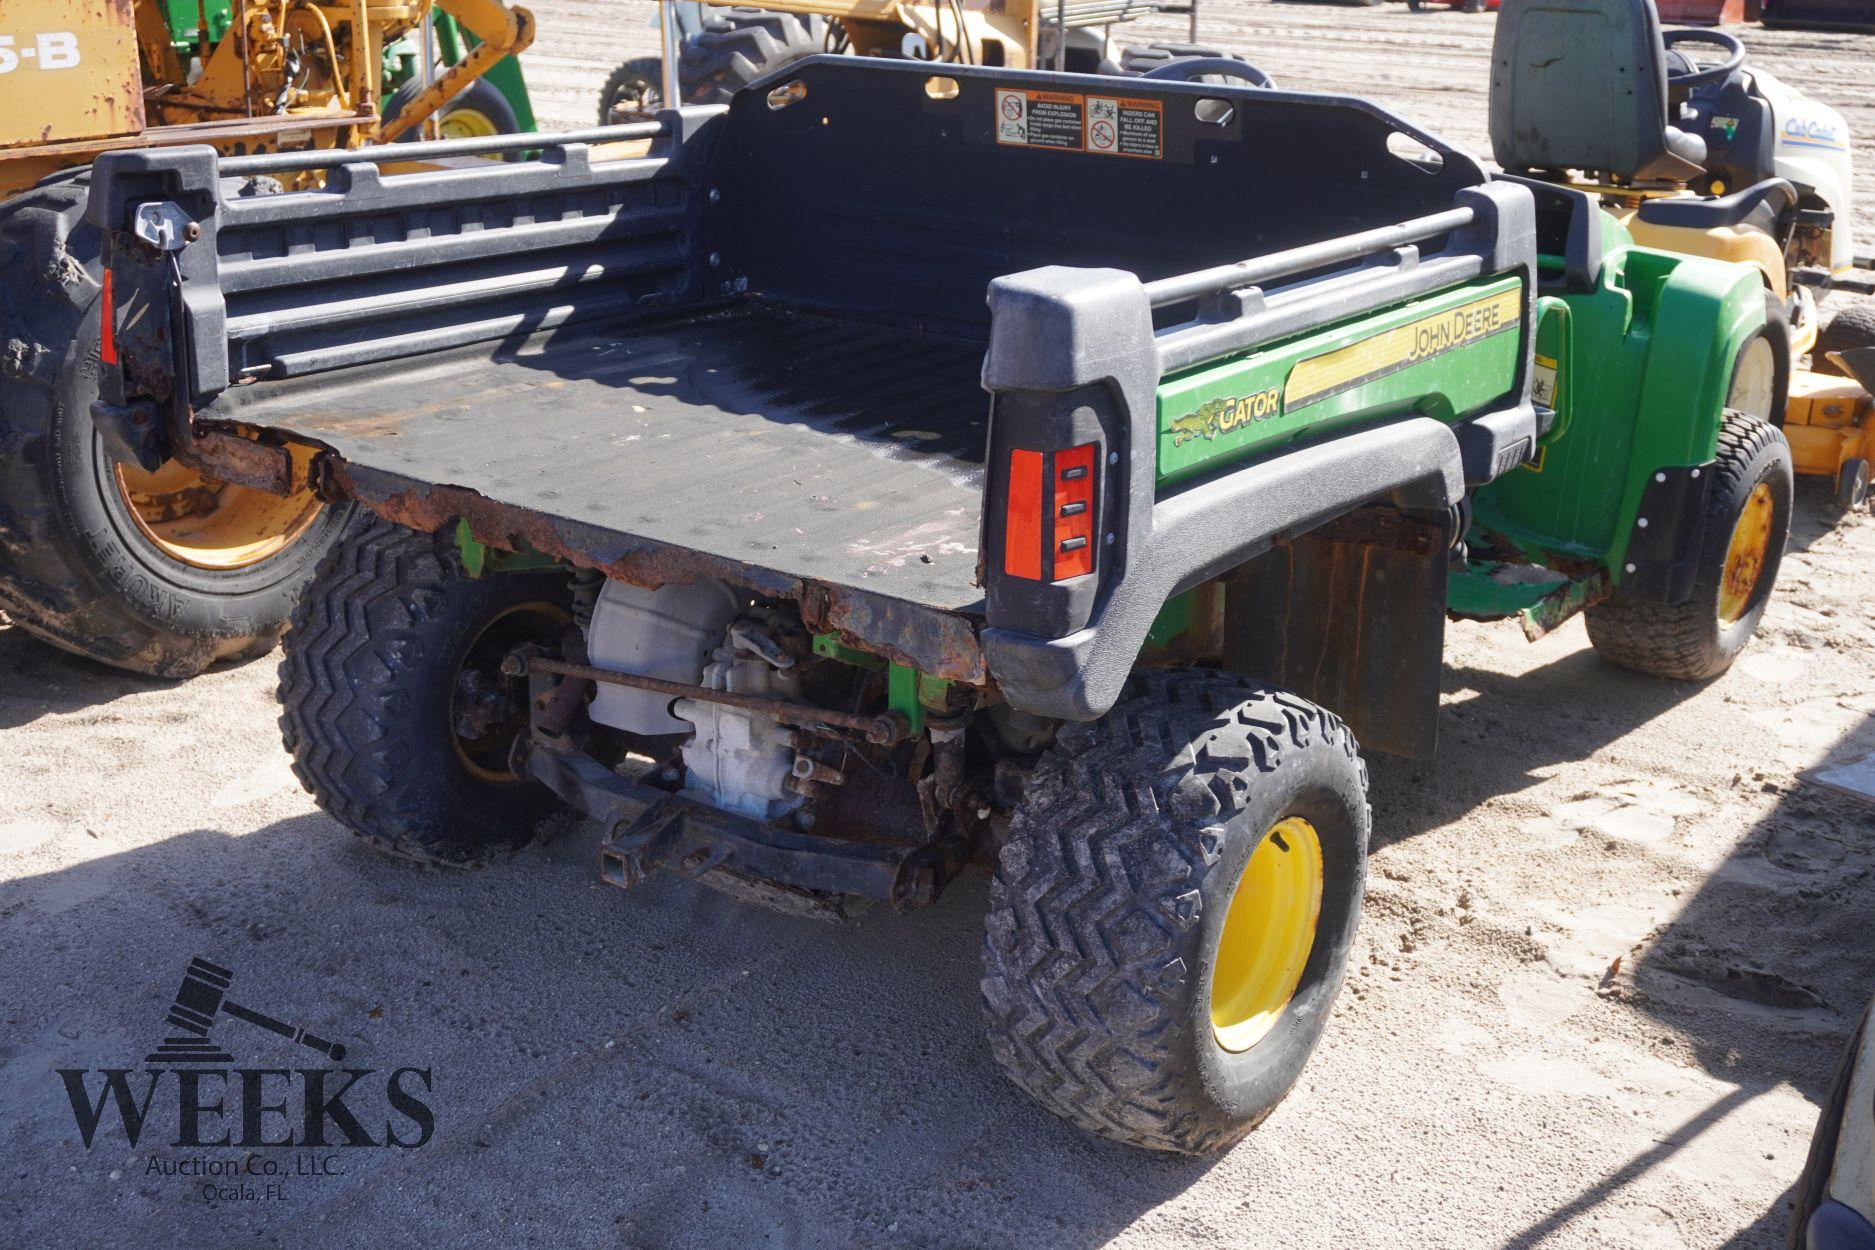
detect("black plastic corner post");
top-left (86, 145), bottom-right (229, 410)
top-left (980, 266), bottom-right (1159, 644)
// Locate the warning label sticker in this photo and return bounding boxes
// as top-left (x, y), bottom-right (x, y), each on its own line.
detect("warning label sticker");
top-left (995, 88), bottom-right (1082, 149)
top-left (1087, 96), bottom-right (1163, 158)
top-left (995, 89), bottom-right (1162, 159)
top-left (1531, 352), bottom-right (1560, 409)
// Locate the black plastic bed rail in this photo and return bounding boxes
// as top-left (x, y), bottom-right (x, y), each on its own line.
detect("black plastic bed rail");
top-left (85, 112), bottom-right (709, 451)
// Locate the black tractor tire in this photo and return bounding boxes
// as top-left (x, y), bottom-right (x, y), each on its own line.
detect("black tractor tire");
top-left (0, 181), bottom-right (356, 677)
top-left (383, 76), bottom-right (522, 155)
top-left (1836, 457), bottom-right (1872, 514)
top-left (279, 518), bottom-right (573, 867)
top-left (598, 56), bottom-right (667, 124)
top-left (981, 670), bottom-right (1370, 1155)
top-left (678, 8), bottom-right (821, 105)
top-left (1117, 43), bottom-right (1244, 75)
top-left (1585, 411), bottom-right (1793, 681)
top-left (1815, 298), bottom-right (1875, 377)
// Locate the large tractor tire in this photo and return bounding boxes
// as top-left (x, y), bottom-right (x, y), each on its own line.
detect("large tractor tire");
top-left (1586, 411), bottom-right (1793, 681)
top-left (678, 8), bottom-right (821, 104)
top-left (596, 10), bottom-right (816, 121)
top-left (598, 56), bottom-right (668, 124)
top-left (1117, 43), bottom-right (1248, 75)
top-left (0, 181), bottom-right (355, 677)
top-left (981, 670), bottom-right (1370, 1155)
top-left (383, 76), bottom-right (523, 154)
top-left (279, 518), bottom-right (572, 867)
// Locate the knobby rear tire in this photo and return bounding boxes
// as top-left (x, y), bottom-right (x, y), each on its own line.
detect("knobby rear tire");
top-left (981, 669), bottom-right (1370, 1154)
top-left (279, 518), bottom-right (572, 867)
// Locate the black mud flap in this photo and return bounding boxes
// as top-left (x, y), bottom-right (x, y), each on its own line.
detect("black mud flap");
top-left (1222, 507), bottom-right (1449, 759)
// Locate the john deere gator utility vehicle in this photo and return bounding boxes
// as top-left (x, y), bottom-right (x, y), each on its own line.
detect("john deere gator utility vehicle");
top-left (85, 57), bottom-right (1787, 1151)
top-left (1488, 0), bottom-right (1875, 516)
top-left (0, 0), bottom-right (534, 675)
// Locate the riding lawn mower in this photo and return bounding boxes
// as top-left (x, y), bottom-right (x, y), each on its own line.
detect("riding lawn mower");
top-left (1489, 0), bottom-right (1875, 512)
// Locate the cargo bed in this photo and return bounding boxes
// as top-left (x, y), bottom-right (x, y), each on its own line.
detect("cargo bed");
top-left (87, 57), bottom-right (1539, 711)
top-left (225, 303), bottom-right (993, 612)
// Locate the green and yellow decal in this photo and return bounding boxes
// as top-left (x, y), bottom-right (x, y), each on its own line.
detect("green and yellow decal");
top-left (1156, 277), bottom-right (1525, 484)
top-left (1283, 287), bottom-right (1519, 409)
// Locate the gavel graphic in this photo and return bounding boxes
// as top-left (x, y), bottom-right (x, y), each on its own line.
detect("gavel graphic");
top-left (145, 957), bottom-right (346, 1065)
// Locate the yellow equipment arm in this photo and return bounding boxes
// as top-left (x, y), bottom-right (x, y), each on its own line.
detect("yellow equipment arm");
top-left (376, 0), bottom-right (537, 143)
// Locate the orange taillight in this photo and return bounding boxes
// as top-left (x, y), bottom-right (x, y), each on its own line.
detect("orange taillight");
top-left (1003, 448), bottom-right (1044, 580)
top-left (1002, 443), bottom-right (1098, 582)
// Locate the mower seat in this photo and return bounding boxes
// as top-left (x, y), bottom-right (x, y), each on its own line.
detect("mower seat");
top-left (1635, 177), bottom-right (1796, 234)
top-left (1489, 0), bottom-right (1707, 183)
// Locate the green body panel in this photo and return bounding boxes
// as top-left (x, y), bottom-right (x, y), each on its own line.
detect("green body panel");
top-left (1145, 590), bottom-right (1195, 651)
top-left (887, 665), bottom-right (951, 736)
top-left (812, 632), bottom-right (885, 670)
top-left (887, 664), bottom-right (923, 736)
top-left (476, 53), bottom-right (538, 133)
top-left (812, 634), bottom-right (947, 734)
top-left (384, 11), bottom-right (538, 134)
top-left (159, 0), bottom-right (235, 48)
top-left (1466, 216), bottom-right (1766, 584)
top-left (1447, 563), bottom-right (1608, 634)
top-left (1155, 276), bottom-right (1525, 485)
top-left (158, 0), bottom-right (534, 129)
top-left (1446, 565), bottom-right (1558, 619)
top-left (454, 521), bottom-right (558, 577)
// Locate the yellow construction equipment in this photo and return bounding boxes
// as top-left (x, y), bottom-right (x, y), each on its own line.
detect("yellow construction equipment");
top-left (0, 0), bottom-right (536, 197)
top-left (601, 0), bottom-right (1206, 122)
top-left (0, 0), bottom-right (536, 678)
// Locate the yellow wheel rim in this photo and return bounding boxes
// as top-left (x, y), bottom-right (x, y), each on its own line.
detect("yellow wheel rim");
top-left (450, 600), bottom-right (572, 784)
top-left (1718, 482), bottom-right (1775, 625)
top-left (1210, 816), bottom-right (1324, 1053)
top-left (113, 446), bottom-right (323, 571)
top-left (439, 108), bottom-right (502, 142)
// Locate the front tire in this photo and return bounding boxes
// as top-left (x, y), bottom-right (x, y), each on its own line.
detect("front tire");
top-left (279, 518), bottom-right (573, 866)
top-left (1585, 411), bottom-right (1792, 680)
top-left (981, 671), bottom-right (1370, 1155)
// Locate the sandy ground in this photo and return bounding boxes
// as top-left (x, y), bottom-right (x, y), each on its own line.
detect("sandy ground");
top-left (3, 4), bottom-right (1875, 1247)
top-left (8, 512), bottom-right (1875, 1250)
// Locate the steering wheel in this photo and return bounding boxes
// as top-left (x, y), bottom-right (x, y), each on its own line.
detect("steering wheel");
top-left (1661, 29), bottom-right (1746, 89)
top-left (1141, 57), bottom-right (1277, 90)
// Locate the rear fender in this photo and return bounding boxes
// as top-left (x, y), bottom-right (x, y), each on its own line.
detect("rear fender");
top-left (1606, 251), bottom-right (1769, 584)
